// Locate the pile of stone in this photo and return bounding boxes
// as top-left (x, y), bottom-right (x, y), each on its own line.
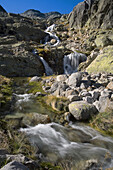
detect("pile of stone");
top-left (42, 72), bottom-right (113, 121)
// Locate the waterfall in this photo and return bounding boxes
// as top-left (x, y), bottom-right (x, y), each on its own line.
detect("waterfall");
top-left (45, 24), bottom-right (56, 32)
top-left (39, 56), bottom-right (53, 76)
top-left (64, 51), bottom-right (87, 74)
top-left (33, 49), bottom-right (53, 76)
top-left (45, 24), bottom-right (60, 46)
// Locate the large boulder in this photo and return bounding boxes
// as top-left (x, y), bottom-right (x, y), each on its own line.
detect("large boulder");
top-left (0, 42), bottom-right (44, 77)
top-left (69, 101), bottom-right (98, 121)
top-left (1, 161), bottom-right (29, 170)
top-left (86, 46), bottom-right (113, 74)
top-left (95, 34), bottom-right (113, 48)
top-left (66, 72), bottom-right (82, 87)
top-left (69, 0), bottom-right (113, 29)
top-left (13, 22), bottom-right (47, 42)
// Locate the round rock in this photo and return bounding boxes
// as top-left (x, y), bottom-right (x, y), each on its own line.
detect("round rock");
top-left (69, 101), bottom-right (98, 121)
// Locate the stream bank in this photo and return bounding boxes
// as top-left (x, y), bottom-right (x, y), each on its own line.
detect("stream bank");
top-left (0, 75), bottom-right (113, 169)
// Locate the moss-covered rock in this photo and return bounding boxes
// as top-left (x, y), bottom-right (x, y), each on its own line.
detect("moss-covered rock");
top-left (95, 35), bottom-right (113, 48)
top-left (0, 75), bottom-right (12, 113)
top-left (86, 46), bottom-right (113, 73)
top-left (22, 113), bottom-right (51, 126)
top-left (28, 80), bottom-right (46, 94)
top-left (69, 101), bottom-right (98, 121)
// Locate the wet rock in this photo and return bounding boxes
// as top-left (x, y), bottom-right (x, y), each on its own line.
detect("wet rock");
top-left (50, 39), bottom-right (57, 45)
top-left (30, 76), bottom-right (42, 82)
top-left (64, 112), bottom-right (75, 122)
top-left (69, 101), bottom-right (98, 121)
top-left (1, 161), bottom-right (29, 170)
top-left (0, 149), bottom-right (9, 155)
top-left (35, 92), bottom-right (46, 97)
top-left (22, 113), bottom-right (51, 126)
top-left (6, 154), bottom-right (39, 170)
top-left (84, 159), bottom-right (100, 170)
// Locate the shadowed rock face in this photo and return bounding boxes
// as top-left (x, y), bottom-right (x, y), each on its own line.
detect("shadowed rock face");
top-left (0, 5), bottom-right (7, 13)
top-left (69, 0), bottom-right (113, 29)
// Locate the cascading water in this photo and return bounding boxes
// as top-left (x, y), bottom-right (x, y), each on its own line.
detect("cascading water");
top-left (33, 50), bottom-right (53, 76)
top-left (39, 56), bottom-right (53, 76)
top-left (63, 51), bottom-right (87, 74)
top-left (20, 122), bottom-right (113, 169)
top-left (9, 78), bottom-right (113, 169)
top-left (45, 24), bottom-right (60, 46)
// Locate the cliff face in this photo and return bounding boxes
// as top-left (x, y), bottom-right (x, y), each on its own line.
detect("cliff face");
top-left (0, 5), bottom-right (7, 13)
top-left (69, 0), bottom-right (113, 29)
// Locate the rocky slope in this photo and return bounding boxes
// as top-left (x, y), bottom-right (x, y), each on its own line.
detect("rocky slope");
top-left (0, 1), bottom-right (113, 168)
top-left (68, 0), bottom-right (113, 29)
top-left (21, 9), bottom-right (61, 19)
top-left (0, 0), bottom-right (113, 76)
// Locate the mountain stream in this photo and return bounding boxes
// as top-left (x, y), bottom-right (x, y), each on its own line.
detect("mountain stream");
top-left (7, 78), bottom-right (113, 169)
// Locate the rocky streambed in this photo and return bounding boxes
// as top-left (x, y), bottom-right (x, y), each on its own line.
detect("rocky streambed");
top-left (0, 74), bottom-right (113, 169)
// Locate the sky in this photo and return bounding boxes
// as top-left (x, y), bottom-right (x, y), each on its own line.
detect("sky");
top-left (0, 0), bottom-right (83, 14)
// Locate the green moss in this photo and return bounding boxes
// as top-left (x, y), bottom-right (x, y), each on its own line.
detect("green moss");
top-left (36, 48), bottom-right (51, 58)
top-left (0, 75), bottom-right (12, 111)
top-left (28, 81), bottom-right (46, 94)
top-left (42, 95), bottom-right (69, 112)
top-left (89, 110), bottom-right (113, 137)
top-left (8, 130), bottom-right (36, 159)
top-left (37, 96), bottom-right (61, 114)
top-left (87, 46), bottom-right (113, 73)
top-left (40, 162), bottom-right (62, 170)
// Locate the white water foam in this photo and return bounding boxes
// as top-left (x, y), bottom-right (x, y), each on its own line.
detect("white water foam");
top-left (13, 93), bottom-right (34, 111)
top-left (64, 52), bottom-right (87, 74)
top-left (20, 122), bottom-right (113, 167)
top-left (45, 24), bottom-right (60, 46)
top-left (39, 57), bottom-right (53, 76)
top-left (32, 50), bottom-right (53, 76)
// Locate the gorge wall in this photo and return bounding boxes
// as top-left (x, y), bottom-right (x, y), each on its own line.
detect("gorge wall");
top-left (69, 0), bottom-right (113, 29)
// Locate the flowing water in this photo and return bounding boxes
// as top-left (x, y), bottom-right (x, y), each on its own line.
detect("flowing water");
top-left (39, 57), bottom-right (53, 76)
top-left (7, 78), bottom-right (113, 169)
top-left (20, 122), bottom-right (113, 169)
top-left (45, 24), bottom-right (60, 46)
top-left (7, 78), bottom-right (55, 121)
top-left (33, 50), bottom-right (54, 76)
top-left (64, 52), bottom-right (87, 75)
